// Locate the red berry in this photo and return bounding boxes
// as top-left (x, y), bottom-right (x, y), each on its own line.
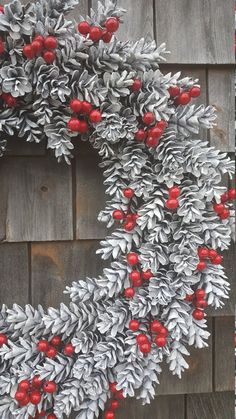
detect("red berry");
top-left (213, 203), bottom-right (225, 214)
top-left (19, 394), bottom-right (30, 406)
top-left (79, 120), bottom-right (89, 133)
top-left (156, 120), bottom-right (168, 130)
top-left (129, 320), bottom-right (140, 332)
top-left (23, 44), bottom-right (35, 59)
top-left (70, 99), bottom-right (82, 113)
top-left (116, 389), bottom-right (124, 399)
top-left (123, 188), bottom-right (135, 199)
top-left (50, 335), bottom-right (62, 346)
top-left (89, 26), bottom-right (103, 42)
top-left (18, 380), bottom-right (31, 391)
top-left (110, 399), bottom-right (119, 410)
top-left (195, 299), bottom-right (208, 309)
top-left (140, 342), bottom-right (151, 354)
top-left (149, 126), bottom-right (162, 139)
top-left (189, 86), bottom-right (201, 98)
top-left (30, 390), bottom-right (41, 405)
top-left (212, 255), bottom-right (223, 265)
top-left (0, 5), bottom-right (4, 13)
top-left (64, 343), bottom-right (75, 356)
top-left (142, 270), bottom-right (153, 281)
top-left (155, 336), bottom-right (167, 348)
top-left (185, 294), bottom-right (194, 302)
top-left (32, 375), bottom-right (43, 388)
top-left (127, 252), bottom-right (139, 265)
top-left (166, 199), bottom-right (179, 210)
top-left (67, 118), bottom-right (81, 132)
top-left (195, 289), bottom-right (206, 300)
top-left (43, 50), bottom-right (56, 63)
top-left (31, 40), bottom-right (43, 54)
top-left (221, 192), bottom-right (229, 203)
top-left (136, 334), bottom-right (149, 345)
top-left (89, 110), bottom-right (102, 123)
top-left (131, 79), bottom-right (142, 92)
top-left (44, 36), bottom-right (58, 50)
top-left (158, 326), bottom-right (168, 337)
top-left (78, 21), bottom-right (91, 35)
top-left (43, 381), bottom-right (57, 394)
top-left (5, 95), bottom-right (17, 107)
top-left (169, 186), bottom-right (181, 199)
top-left (143, 112), bottom-right (155, 125)
top-left (81, 101), bottom-right (93, 114)
top-left (113, 210), bottom-right (124, 220)
top-left (105, 17), bottom-right (120, 33)
top-left (124, 221), bottom-right (136, 231)
top-left (193, 309), bottom-right (205, 321)
top-left (220, 208), bottom-right (230, 220)
top-left (46, 346), bottom-right (58, 359)
top-left (178, 92), bottom-right (191, 105)
top-left (105, 411), bottom-right (115, 419)
top-left (197, 261), bottom-right (207, 271)
top-left (47, 414), bottom-right (57, 419)
top-left (135, 129), bottom-right (147, 141)
top-left (151, 320), bottom-right (162, 333)
top-left (33, 35), bottom-right (45, 44)
top-left (0, 333), bottom-right (7, 346)
top-left (15, 390), bottom-right (27, 402)
top-left (146, 136), bottom-right (159, 148)
top-left (109, 382), bottom-right (117, 393)
top-left (129, 270), bottom-right (141, 283)
top-left (208, 249), bottom-right (218, 261)
top-left (198, 247), bottom-right (209, 259)
top-left (102, 30), bottom-right (113, 43)
top-left (168, 85), bottom-right (180, 97)
top-left (228, 188), bottom-right (236, 200)
top-left (124, 288), bottom-right (135, 298)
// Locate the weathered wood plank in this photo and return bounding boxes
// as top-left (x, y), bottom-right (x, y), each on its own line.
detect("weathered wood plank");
top-left (31, 240), bottom-right (104, 307)
top-left (154, 0), bottom-right (235, 64)
top-left (208, 68), bottom-right (235, 152)
top-left (0, 243), bottom-right (29, 306)
top-left (186, 392), bottom-right (234, 419)
top-left (158, 319), bottom-right (212, 395)
top-left (75, 142), bottom-right (107, 240)
top-left (214, 317), bottom-right (234, 391)
top-left (0, 157), bottom-right (73, 242)
top-left (6, 137), bottom-right (46, 157)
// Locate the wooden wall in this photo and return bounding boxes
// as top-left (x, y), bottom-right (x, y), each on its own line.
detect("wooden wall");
top-left (0, 1), bottom-right (235, 418)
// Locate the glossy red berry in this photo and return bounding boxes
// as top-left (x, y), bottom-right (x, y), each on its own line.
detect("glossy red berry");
top-left (136, 334), bottom-right (149, 345)
top-left (140, 342), bottom-right (151, 353)
top-left (155, 336), bottom-right (167, 348)
top-left (220, 208), bottom-right (230, 220)
top-left (67, 118), bottom-right (81, 132)
top-left (15, 390), bottom-right (27, 402)
top-left (185, 294), bottom-right (194, 302)
top-left (44, 36), bottom-right (58, 50)
top-left (221, 192), bottom-right (229, 203)
top-left (81, 101), bottom-right (93, 114)
top-left (46, 346), bottom-right (58, 358)
top-left (113, 210), bottom-right (124, 220)
top-left (158, 326), bottom-right (168, 337)
top-left (168, 85), bottom-right (180, 98)
top-left (197, 261), bottom-right (207, 271)
top-left (142, 270), bottom-right (153, 281)
top-left (50, 335), bottom-right (62, 346)
top-left (89, 26), bottom-right (103, 42)
top-left (169, 186), bottom-right (181, 199)
top-left (105, 17), bottom-right (120, 33)
top-left (195, 289), bottom-right (206, 300)
top-left (213, 203), bottom-right (225, 214)
top-left (116, 389), bottom-right (124, 399)
top-left (23, 44), bottom-right (35, 59)
top-left (33, 35), bottom-right (45, 44)
top-left (89, 110), bottom-right (102, 123)
top-left (124, 221), bottom-right (136, 231)
top-left (0, 333), bottom-right (8, 346)
top-left (208, 249), bottom-right (218, 261)
top-left (146, 136), bottom-right (159, 148)
top-left (30, 390), bottom-right (41, 405)
top-left (123, 188), bottom-right (135, 199)
top-left (129, 319), bottom-right (140, 332)
top-left (198, 247), bottom-right (209, 259)
top-left (212, 255), bottom-right (223, 265)
top-left (43, 50), bottom-right (56, 63)
top-left (64, 343), bottom-right (75, 356)
top-left (135, 129), bottom-right (147, 141)
top-left (177, 92), bottom-right (191, 105)
top-left (109, 382), bottom-right (118, 393)
top-left (70, 99), bottom-right (82, 113)
top-left (78, 21), bottom-right (91, 35)
top-left (32, 375), bottom-right (43, 388)
top-left (131, 79), bottom-right (142, 91)
top-left (129, 270), bottom-right (141, 282)
top-left (166, 199), bottom-right (179, 210)
top-left (149, 126), bottom-right (162, 139)
top-left (18, 380), bottom-right (31, 391)
top-left (189, 86), bottom-right (201, 98)
top-left (151, 320), bottom-right (162, 333)
top-left (228, 188), bottom-right (235, 200)
top-left (19, 394), bottom-right (30, 406)
top-left (43, 381), bottom-right (57, 394)
top-left (105, 410), bottom-right (115, 419)
top-left (0, 5), bottom-right (4, 13)
top-left (124, 288), bottom-right (135, 298)
top-left (79, 120), bottom-right (89, 133)
top-left (47, 414), bottom-right (57, 419)
top-left (31, 40), bottom-right (43, 54)
top-left (143, 112), bottom-right (155, 125)
top-left (102, 30), bottom-right (113, 43)
top-left (156, 120), bottom-right (168, 130)
top-left (127, 252), bottom-right (139, 265)
top-left (110, 399), bottom-right (119, 410)
top-left (193, 309), bottom-right (205, 321)
top-left (195, 299), bottom-right (208, 309)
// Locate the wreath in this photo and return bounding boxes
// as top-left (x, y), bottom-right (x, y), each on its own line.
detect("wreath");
top-left (0, 1), bottom-right (235, 418)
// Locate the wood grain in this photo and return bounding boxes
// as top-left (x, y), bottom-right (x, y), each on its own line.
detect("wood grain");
top-left (208, 68), bottom-right (235, 152)
top-left (214, 317), bottom-right (235, 391)
top-left (186, 392), bottom-right (234, 419)
top-left (154, 0), bottom-right (235, 64)
top-left (0, 243), bottom-right (29, 306)
top-left (0, 157), bottom-right (73, 242)
top-left (6, 137), bottom-right (46, 156)
top-left (31, 240), bottom-right (104, 307)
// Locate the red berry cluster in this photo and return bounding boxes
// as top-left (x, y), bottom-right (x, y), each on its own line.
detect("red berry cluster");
top-left (130, 320), bottom-right (168, 352)
top-left (1, 92), bottom-right (17, 107)
top-left (0, 333), bottom-right (8, 347)
top-left (135, 114), bottom-right (167, 148)
top-left (78, 17), bottom-right (120, 43)
top-left (105, 383), bottom-right (123, 419)
top-left (197, 247), bottom-right (223, 271)
top-left (213, 188), bottom-right (235, 220)
top-left (14, 377), bottom-right (57, 410)
top-left (68, 99), bottom-right (102, 133)
top-left (186, 289), bottom-right (207, 321)
top-left (165, 185), bottom-right (181, 210)
top-left (168, 85), bottom-right (201, 105)
top-left (23, 35), bottom-right (57, 64)
top-left (112, 188), bottom-right (138, 232)
top-left (124, 253), bottom-right (153, 298)
top-left (37, 336), bottom-right (75, 358)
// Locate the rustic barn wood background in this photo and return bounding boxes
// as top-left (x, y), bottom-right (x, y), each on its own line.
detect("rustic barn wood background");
top-left (0, 0), bottom-right (235, 418)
